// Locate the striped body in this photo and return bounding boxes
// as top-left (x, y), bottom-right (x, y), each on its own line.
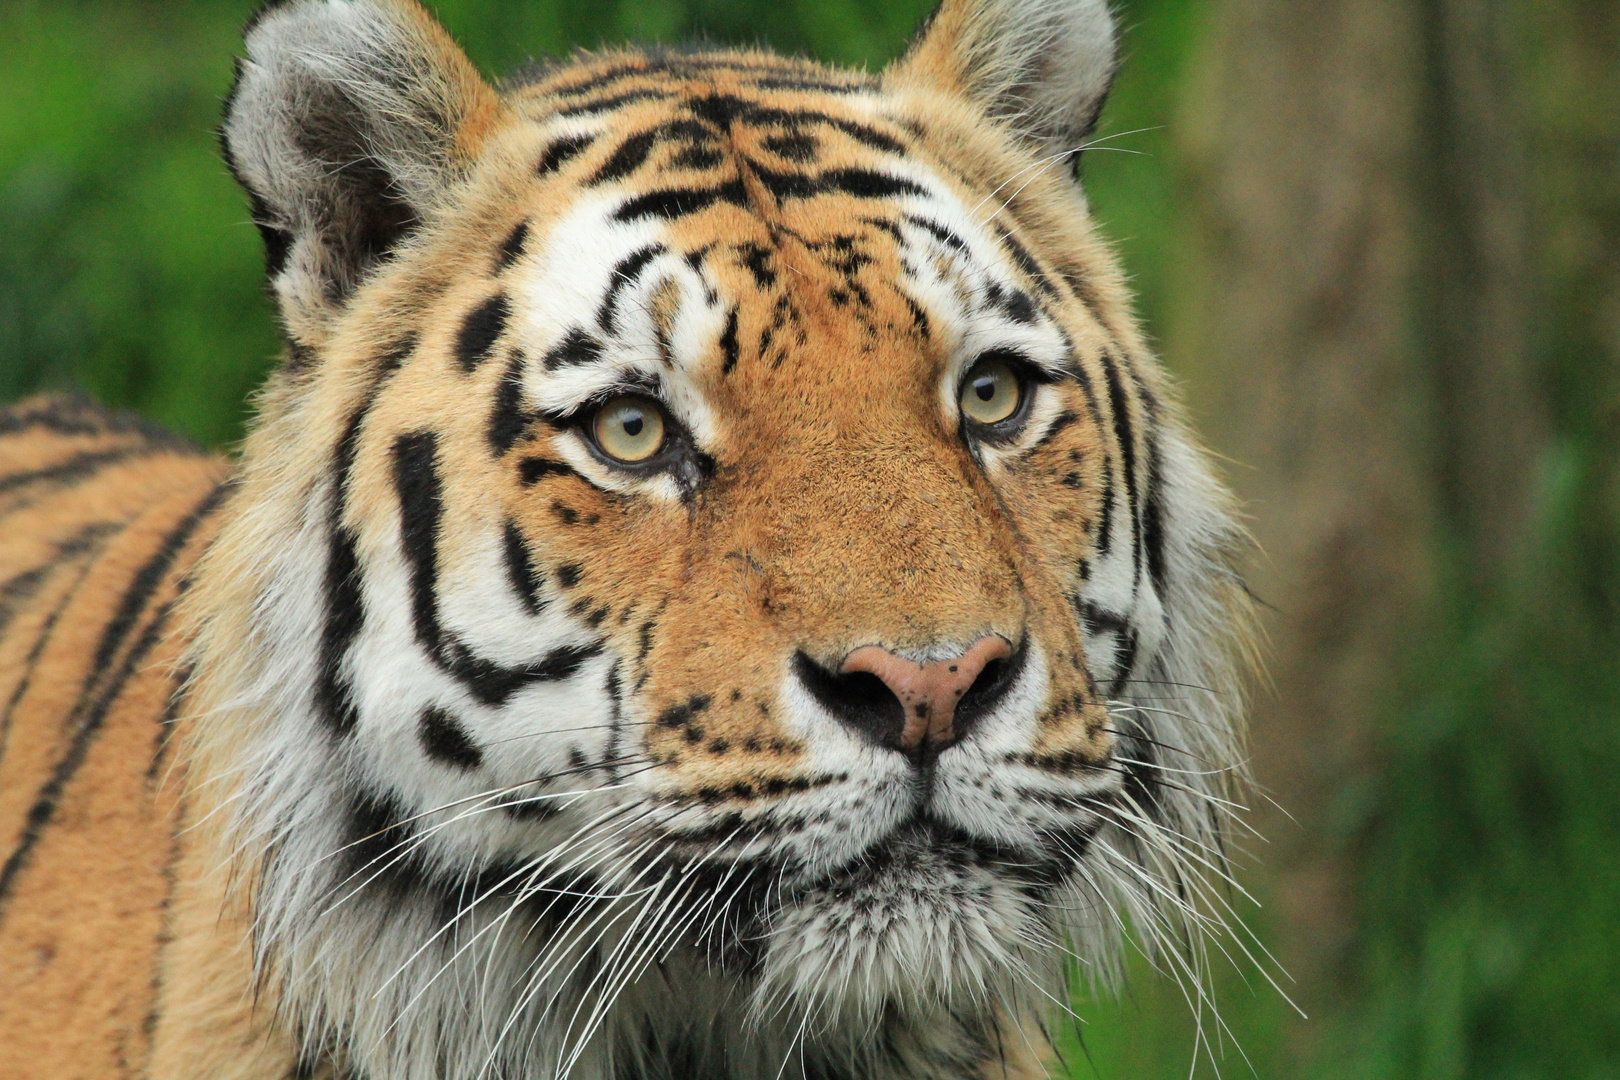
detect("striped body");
top-left (0, 3), bottom-right (1256, 1078)
top-left (0, 398), bottom-right (240, 1078)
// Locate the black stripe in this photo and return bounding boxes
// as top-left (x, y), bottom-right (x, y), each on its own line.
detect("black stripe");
top-left (393, 432), bottom-right (446, 649)
top-left (145, 664), bottom-right (191, 786)
top-left (79, 483), bottom-right (229, 717)
top-left (603, 661), bottom-right (625, 782)
top-left (0, 398), bottom-right (195, 448)
top-left (393, 432), bottom-right (602, 707)
top-left (496, 221), bottom-right (529, 272)
top-left (749, 75), bottom-right (866, 93)
top-left (503, 520), bottom-right (546, 615)
top-left (418, 706), bottom-right (483, 770)
top-left (993, 223), bottom-right (1060, 298)
top-left (0, 520), bottom-right (121, 642)
top-left (764, 131), bottom-right (818, 163)
top-left (488, 352), bottom-right (532, 456)
top-left (1032, 410), bottom-right (1080, 452)
top-left (985, 281), bottom-right (1038, 325)
top-left (555, 88), bottom-right (672, 118)
top-left (545, 63), bottom-right (658, 98)
top-left (314, 397), bottom-right (379, 739)
top-left (1076, 600), bottom-right (1139, 696)
top-left (1095, 462), bottom-right (1114, 555)
top-left (1130, 370), bottom-right (1170, 600)
top-left (519, 457), bottom-right (577, 486)
top-left (0, 566), bottom-right (50, 639)
top-left (1099, 351), bottom-right (1141, 587)
top-left (707, 102), bottom-right (904, 155)
top-left (0, 447), bottom-right (148, 498)
top-left (613, 180), bottom-right (748, 223)
top-left (310, 333), bottom-right (411, 738)
top-left (588, 131), bottom-right (658, 185)
top-left (753, 165), bottom-right (924, 203)
top-left (537, 134), bottom-right (595, 175)
top-left (719, 308), bottom-right (740, 374)
top-left (902, 293), bottom-right (930, 337)
top-left (0, 481), bottom-right (225, 913)
top-left (1065, 353), bottom-right (1102, 418)
top-left (142, 759), bottom-right (187, 1050)
top-left (1115, 714), bottom-right (1161, 813)
top-left (456, 293), bottom-right (510, 373)
top-left (543, 60), bottom-right (868, 102)
top-left (813, 116), bottom-right (905, 156)
top-left (904, 214), bottom-right (967, 253)
top-left (0, 536), bottom-right (110, 771)
top-left (597, 244), bottom-right (666, 334)
top-left (1108, 626), bottom-right (1140, 697)
top-left (542, 328), bottom-right (605, 371)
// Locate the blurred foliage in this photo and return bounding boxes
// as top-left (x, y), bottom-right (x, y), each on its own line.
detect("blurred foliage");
top-left (1, 1), bottom-right (1615, 1078)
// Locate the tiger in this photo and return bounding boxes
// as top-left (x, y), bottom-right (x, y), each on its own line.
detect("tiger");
top-left (0, 1), bottom-right (1256, 1077)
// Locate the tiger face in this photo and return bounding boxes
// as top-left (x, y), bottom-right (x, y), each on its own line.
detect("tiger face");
top-left (190, 1), bottom-right (1252, 1077)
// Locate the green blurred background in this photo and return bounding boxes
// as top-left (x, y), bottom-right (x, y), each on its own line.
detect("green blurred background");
top-left (1, 0), bottom-right (1615, 1076)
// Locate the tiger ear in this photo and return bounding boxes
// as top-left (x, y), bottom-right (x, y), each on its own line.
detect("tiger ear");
top-left (890, 0), bottom-right (1117, 166)
top-left (222, 0), bottom-right (502, 348)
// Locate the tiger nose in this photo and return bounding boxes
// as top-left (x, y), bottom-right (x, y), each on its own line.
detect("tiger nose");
top-left (838, 635), bottom-right (1013, 759)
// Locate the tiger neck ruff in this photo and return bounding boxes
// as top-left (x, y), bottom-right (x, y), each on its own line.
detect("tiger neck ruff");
top-left (0, 1), bottom-right (1255, 1078)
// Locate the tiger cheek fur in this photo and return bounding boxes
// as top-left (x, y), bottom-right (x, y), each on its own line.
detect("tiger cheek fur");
top-left (0, 2), bottom-right (1256, 1080)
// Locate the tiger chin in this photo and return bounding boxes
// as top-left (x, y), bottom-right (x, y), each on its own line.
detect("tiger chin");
top-left (0, 1), bottom-right (1256, 1078)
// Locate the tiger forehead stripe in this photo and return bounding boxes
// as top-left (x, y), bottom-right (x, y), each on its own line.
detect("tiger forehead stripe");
top-left (531, 55), bottom-right (878, 105)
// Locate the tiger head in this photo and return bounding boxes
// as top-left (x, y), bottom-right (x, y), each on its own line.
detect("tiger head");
top-left (189, 0), bottom-right (1253, 1076)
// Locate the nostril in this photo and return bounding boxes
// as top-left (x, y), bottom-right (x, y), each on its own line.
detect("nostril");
top-left (792, 652), bottom-right (906, 749)
top-left (952, 647), bottom-right (1025, 737)
top-left (967, 658), bottom-right (1005, 698)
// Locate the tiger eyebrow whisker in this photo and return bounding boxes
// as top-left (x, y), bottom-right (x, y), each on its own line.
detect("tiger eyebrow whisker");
top-left (967, 126), bottom-right (1161, 219)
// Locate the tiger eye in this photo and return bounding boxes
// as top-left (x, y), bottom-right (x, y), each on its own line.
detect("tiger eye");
top-left (959, 359), bottom-right (1022, 426)
top-left (593, 397), bottom-right (667, 463)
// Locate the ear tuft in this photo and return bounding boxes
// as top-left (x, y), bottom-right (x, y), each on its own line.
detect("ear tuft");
top-left (223, 0), bottom-right (500, 346)
top-left (892, 0), bottom-right (1117, 166)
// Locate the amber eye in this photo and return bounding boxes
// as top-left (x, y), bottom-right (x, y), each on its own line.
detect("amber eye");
top-left (959, 358), bottom-right (1023, 426)
top-left (592, 396), bottom-right (667, 463)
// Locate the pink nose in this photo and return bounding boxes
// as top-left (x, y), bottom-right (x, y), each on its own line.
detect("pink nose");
top-left (839, 635), bottom-right (1013, 755)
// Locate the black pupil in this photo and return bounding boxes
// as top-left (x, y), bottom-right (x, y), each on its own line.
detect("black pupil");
top-left (621, 411), bottom-right (644, 437)
top-left (974, 376), bottom-right (998, 402)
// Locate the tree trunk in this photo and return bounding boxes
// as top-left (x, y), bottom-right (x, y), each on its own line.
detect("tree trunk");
top-left (1163, 0), bottom-right (1550, 1062)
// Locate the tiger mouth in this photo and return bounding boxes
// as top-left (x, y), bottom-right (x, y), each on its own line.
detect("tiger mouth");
top-left (795, 815), bottom-right (1100, 897)
top-left (669, 814), bottom-right (1104, 976)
